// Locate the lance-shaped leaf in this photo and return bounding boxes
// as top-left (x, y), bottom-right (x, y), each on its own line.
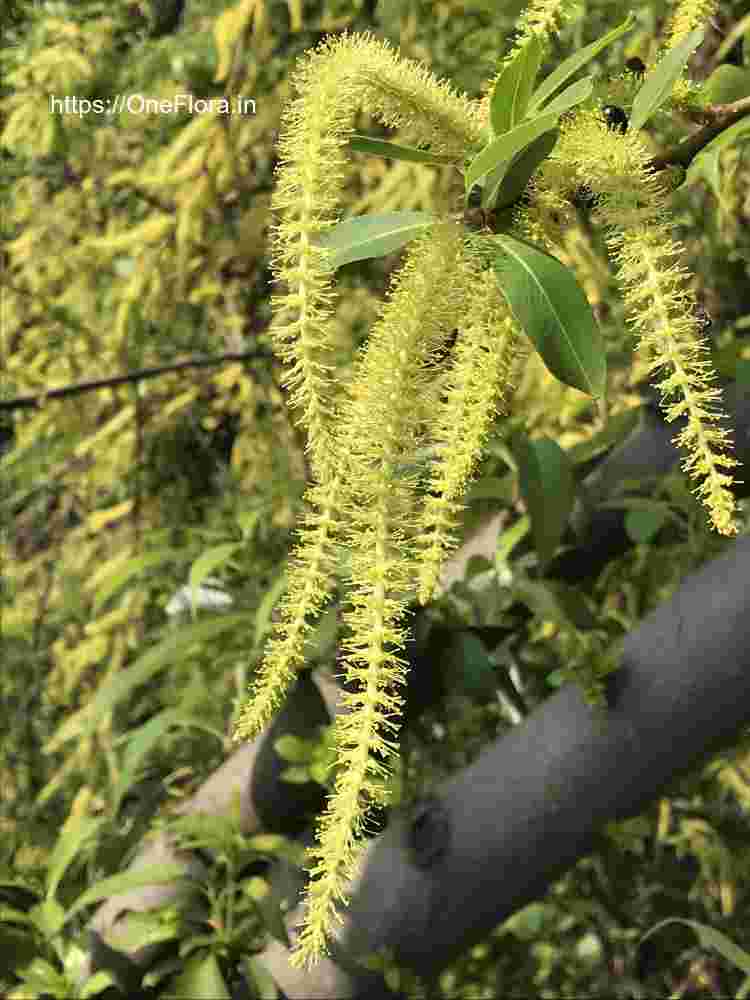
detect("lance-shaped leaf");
top-left (512, 575), bottom-right (599, 629)
top-left (640, 919), bottom-right (750, 982)
top-left (313, 211), bottom-right (439, 269)
top-left (630, 27), bottom-right (705, 131)
top-left (483, 128), bottom-right (558, 211)
top-left (465, 113), bottom-right (558, 193)
top-left (528, 13), bottom-right (636, 113)
top-left (539, 75), bottom-right (594, 118)
top-left (348, 134), bottom-right (458, 166)
top-left (489, 234), bottom-right (606, 397)
top-left (490, 34), bottom-right (543, 136)
top-left (513, 435), bottom-right (575, 568)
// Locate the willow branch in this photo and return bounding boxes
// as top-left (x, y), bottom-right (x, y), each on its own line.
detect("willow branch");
top-left (0, 349), bottom-right (274, 411)
top-left (647, 95), bottom-right (750, 172)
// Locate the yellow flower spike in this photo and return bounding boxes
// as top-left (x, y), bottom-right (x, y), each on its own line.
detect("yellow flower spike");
top-left (235, 2), bottom-right (742, 973)
top-left (662, 0), bottom-right (719, 53)
top-left (478, 0), bottom-right (578, 117)
top-left (233, 473), bottom-right (343, 744)
top-left (288, 226), bottom-right (473, 969)
top-left (269, 32), bottom-right (483, 487)
top-left (418, 266), bottom-right (517, 605)
top-left (554, 111), bottom-right (739, 535)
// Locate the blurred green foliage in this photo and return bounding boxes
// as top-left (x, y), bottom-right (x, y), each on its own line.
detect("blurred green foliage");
top-left (2, 0), bottom-right (750, 996)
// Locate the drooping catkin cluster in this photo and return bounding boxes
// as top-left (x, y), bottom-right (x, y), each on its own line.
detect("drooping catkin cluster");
top-left (235, 2), bottom-right (742, 969)
top-left (292, 225), bottom-right (478, 963)
top-left (417, 268), bottom-right (517, 604)
top-left (553, 111), bottom-right (739, 535)
top-left (269, 31), bottom-right (484, 486)
top-left (236, 33), bottom-right (503, 968)
top-left (236, 33), bottom-right (484, 746)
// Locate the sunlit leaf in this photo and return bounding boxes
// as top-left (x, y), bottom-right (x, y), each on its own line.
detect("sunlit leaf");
top-left (313, 211), bottom-right (439, 269)
top-left (64, 865), bottom-right (190, 924)
top-left (490, 34), bottom-right (543, 135)
top-left (465, 114), bottom-right (558, 193)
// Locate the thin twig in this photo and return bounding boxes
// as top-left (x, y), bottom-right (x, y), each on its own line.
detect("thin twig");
top-left (646, 95), bottom-right (750, 172)
top-left (0, 349), bottom-right (274, 411)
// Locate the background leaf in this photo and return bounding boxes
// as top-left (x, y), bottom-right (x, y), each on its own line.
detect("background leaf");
top-left (188, 543), bottom-right (239, 616)
top-left (513, 435), bottom-right (575, 567)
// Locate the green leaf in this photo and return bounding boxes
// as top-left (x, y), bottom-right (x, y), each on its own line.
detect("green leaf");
top-left (465, 114), bottom-right (558, 193)
top-left (512, 578), bottom-right (571, 627)
top-left (164, 952), bottom-right (230, 999)
top-left (598, 497), bottom-right (681, 523)
top-left (13, 957), bottom-right (69, 996)
top-left (314, 211), bottom-right (439, 269)
top-left (0, 904), bottom-right (34, 927)
top-left (280, 765), bottom-right (312, 783)
top-left (244, 956), bottom-right (280, 999)
top-left (484, 128), bottom-right (558, 211)
top-left (103, 911), bottom-right (182, 952)
top-left (45, 614), bottom-right (248, 753)
top-left (537, 75), bottom-right (593, 118)
top-left (702, 65), bottom-right (750, 105)
top-left (514, 435), bottom-right (575, 567)
top-left (274, 733), bottom-right (314, 763)
top-left (686, 117), bottom-right (750, 192)
top-left (597, 498), bottom-right (679, 544)
top-left (188, 543), bottom-right (238, 616)
top-left (624, 507), bottom-right (667, 543)
top-left (64, 864), bottom-right (190, 924)
top-left (488, 234), bottom-right (606, 396)
top-left (466, 473), bottom-right (515, 502)
top-left (92, 548), bottom-right (181, 615)
top-left (110, 710), bottom-right (181, 815)
top-left (28, 897), bottom-right (66, 939)
top-left (46, 816), bottom-right (102, 902)
top-left (490, 34), bottom-right (543, 135)
top-left (528, 14), bottom-right (636, 113)
top-left (236, 507), bottom-right (262, 540)
top-left (737, 358), bottom-right (750, 390)
top-left (512, 578), bottom-right (598, 630)
top-left (254, 891), bottom-right (292, 949)
top-left (630, 27), bottom-right (705, 131)
top-left (640, 918), bottom-right (750, 977)
top-left (81, 970), bottom-right (117, 998)
top-left (686, 146), bottom-right (723, 198)
top-left (454, 632), bottom-right (497, 695)
top-left (566, 406), bottom-right (642, 466)
top-left (495, 514), bottom-right (530, 572)
top-left (348, 134), bottom-right (457, 166)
